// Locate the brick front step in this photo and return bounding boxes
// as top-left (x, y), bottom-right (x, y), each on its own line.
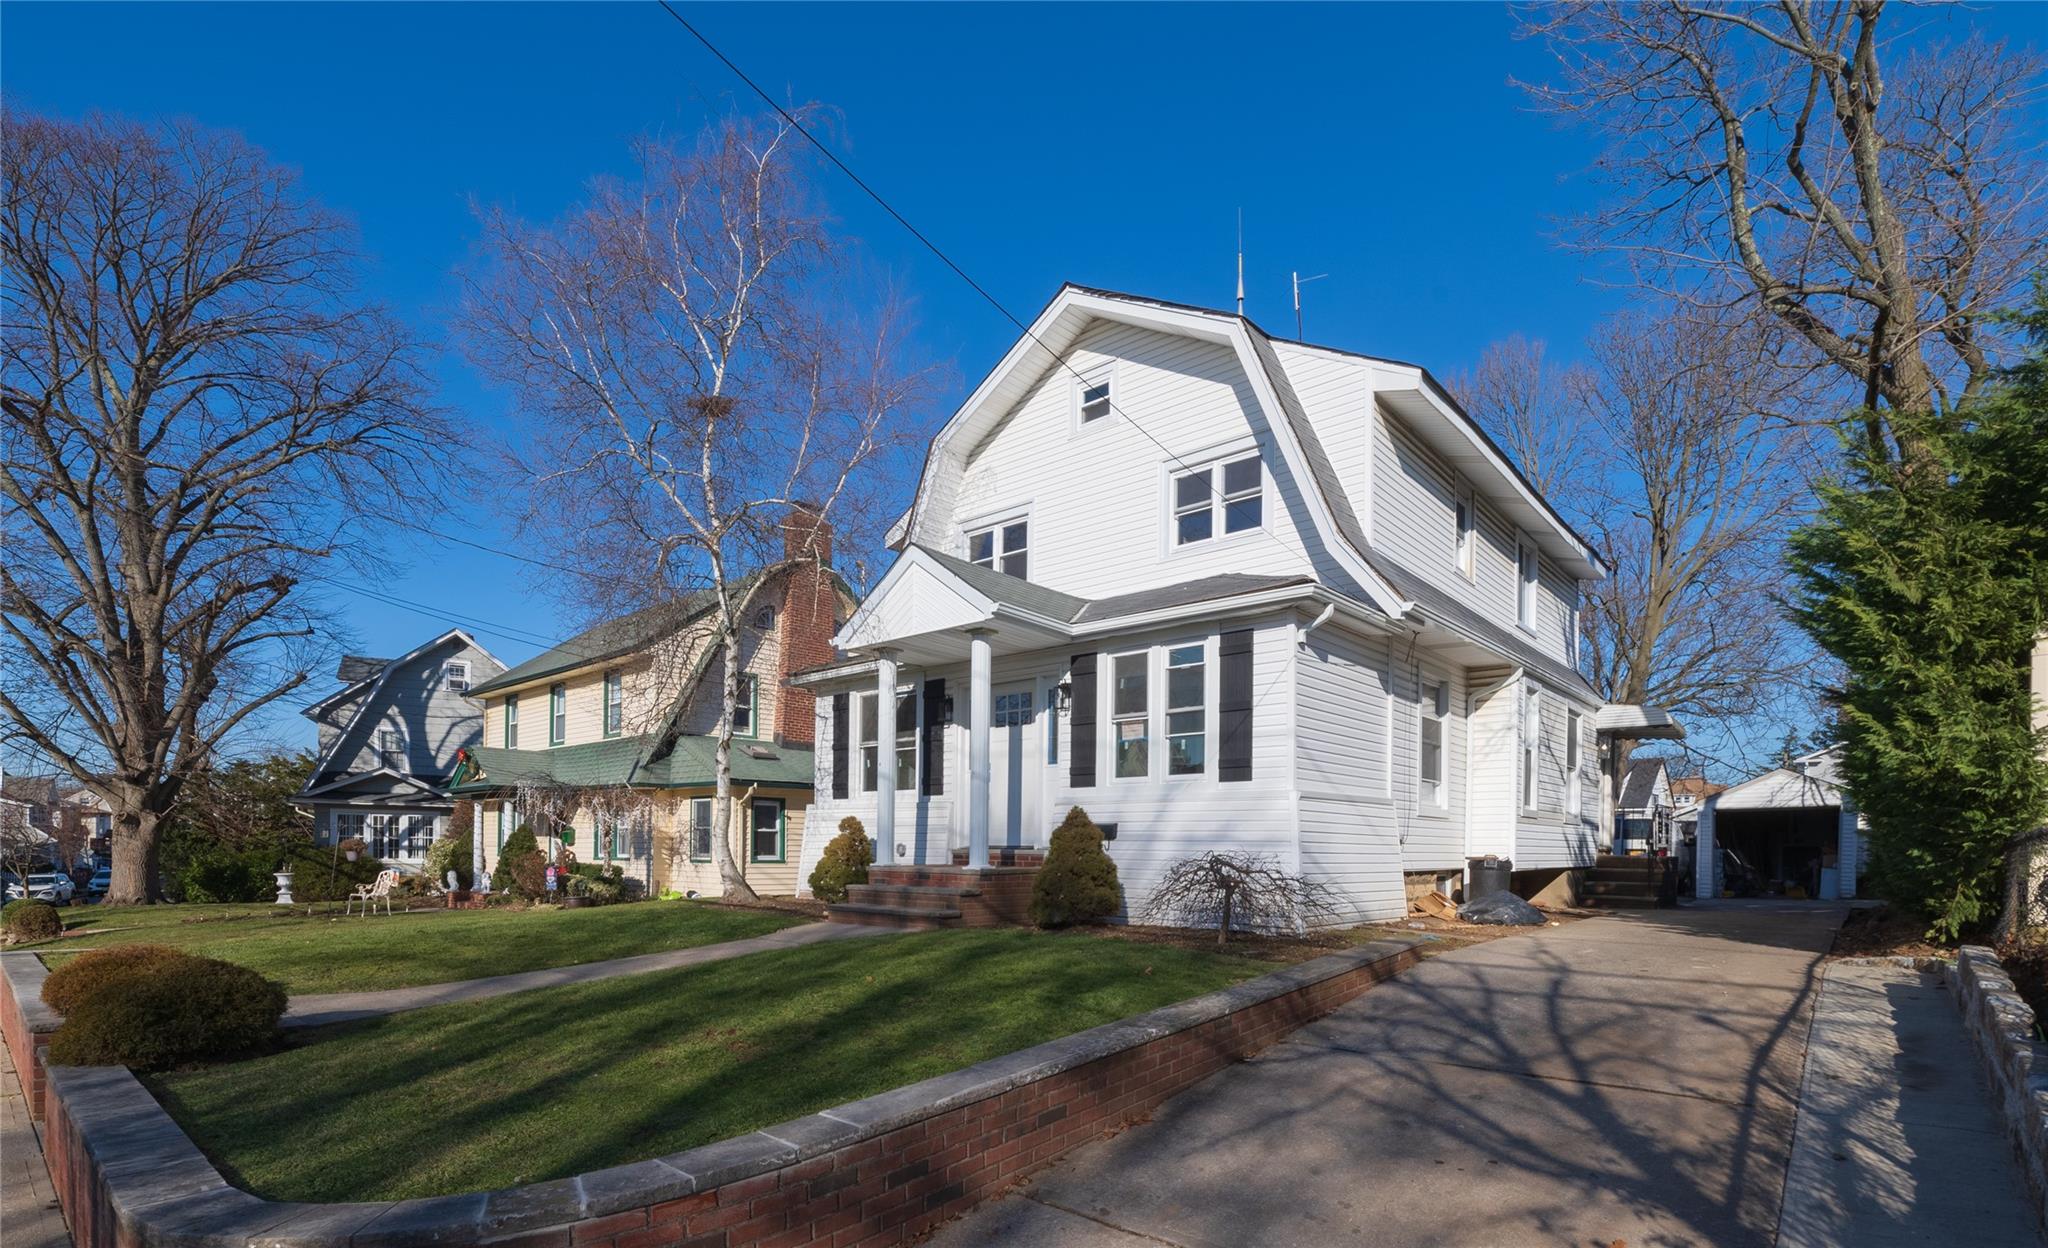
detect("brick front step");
top-left (844, 883), bottom-right (981, 909)
top-left (830, 863), bottom-right (1043, 928)
top-left (823, 902), bottom-right (963, 929)
top-left (950, 846), bottom-right (1046, 867)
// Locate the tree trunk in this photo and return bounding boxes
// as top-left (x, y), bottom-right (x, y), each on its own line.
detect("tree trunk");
top-left (106, 805), bottom-right (164, 905)
top-left (1219, 882), bottom-right (1234, 947)
top-left (711, 632), bottom-right (760, 904)
top-left (1994, 824), bottom-right (2047, 946)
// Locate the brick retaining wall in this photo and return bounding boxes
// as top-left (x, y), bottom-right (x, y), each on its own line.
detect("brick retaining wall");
top-left (1952, 945), bottom-right (2048, 1233)
top-left (1, 951), bottom-right (58, 1121)
top-left (34, 936), bottom-right (1425, 1248)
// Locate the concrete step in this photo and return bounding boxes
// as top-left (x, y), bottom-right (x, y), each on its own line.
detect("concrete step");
top-left (825, 902), bottom-right (963, 929)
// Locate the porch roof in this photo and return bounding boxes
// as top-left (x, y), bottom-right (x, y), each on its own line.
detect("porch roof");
top-left (447, 735), bottom-right (813, 795)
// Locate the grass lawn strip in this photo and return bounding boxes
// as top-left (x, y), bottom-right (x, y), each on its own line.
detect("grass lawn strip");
top-left (33, 902), bottom-right (804, 995)
top-left (151, 928), bottom-right (1271, 1203)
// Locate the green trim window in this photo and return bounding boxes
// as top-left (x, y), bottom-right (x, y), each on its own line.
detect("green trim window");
top-left (602, 669), bottom-right (623, 738)
top-left (504, 695), bottom-right (519, 748)
top-left (732, 673), bottom-right (758, 737)
top-left (749, 797), bottom-right (785, 863)
top-left (688, 797), bottom-right (713, 861)
top-left (549, 683), bottom-right (566, 745)
top-left (496, 803), bottom-right (508, 850)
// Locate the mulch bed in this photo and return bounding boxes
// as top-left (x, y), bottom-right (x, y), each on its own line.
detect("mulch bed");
top-left (1828, 904), bottom-right (1956, 961)
top-left (703, 896), bottom-right (829, 920)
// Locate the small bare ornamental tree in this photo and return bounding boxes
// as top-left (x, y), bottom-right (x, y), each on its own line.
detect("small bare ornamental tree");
top-left (1143, 852), bottom-right (1342, 945)
top-left (462, 109), bottom-right (935, 902)
top-left (1, 113), bottom-right (443, 903)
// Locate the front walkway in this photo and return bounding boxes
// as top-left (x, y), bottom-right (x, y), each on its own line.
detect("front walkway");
top-left (1, 1034), bottom-right (71, 1247)
top-left (283, 920), bottom-right (885, 1027)
top-left (1777, 959), bottom-right (2037, 1246)
top-left (931, 901), bottom-right (1851, 1246)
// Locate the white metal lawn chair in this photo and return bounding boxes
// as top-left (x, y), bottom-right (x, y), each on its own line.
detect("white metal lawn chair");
top-left (346, 868), bottom-right (400, 917)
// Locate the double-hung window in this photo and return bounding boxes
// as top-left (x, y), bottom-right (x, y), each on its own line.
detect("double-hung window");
top-left (445, 660), bottom-right (470, 693)
top-left (496, 803), bottom-right (509, 850)
top-left (731, 673), bottom-right (757, 736)
top-left (379, 729), bottom-right (405, 772)
top-left (1111, 652), bottom-right (1150, 779)
top-left (750, 798), bottom-right (785, 862)
top-left (688, 797), bottom-right (714, 860)
top-left (602, 670), bottom-right (623, 737)
top-left (1165, 645), bottom-right (1206, 776)
top-left (549, 683), bottom-right (567, 745)
top-left (1566, 709), bottom-right (1583, 815)
top-left (1420, 681), bottom-right (1447, 807)
top-left (1522, 687), bottom-right (1543, 809)
top-left (504, 695), bottom-right (519, 748)
top-left (1517, 539), bottom-right (1539, 631)
top-left (1076, 369), bottom-right (1112, 424)
top-left (858, 690), bottom-right (917, 792)
top-left (1455, 491), bottom-right (1476, 579)
top-left (968, 520), bottom-right (1028, 579)
top-left (1172, 454), bottom-right (1262, 547)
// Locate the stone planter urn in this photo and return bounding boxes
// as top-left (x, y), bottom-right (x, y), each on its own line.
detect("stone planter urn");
top-left (273, 869), bottom-right (295, 906)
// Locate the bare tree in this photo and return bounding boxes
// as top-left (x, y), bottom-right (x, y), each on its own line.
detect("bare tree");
top-left (1520, 2), bottom-right (2047, 454)
top-left (1, 112), bottom-right (443, 903)
top-left (461, 109), bottom-right (934, 902)
top-left (1141, 851), bottom-right (1342, 944)
top-left (1446, 335), bottom-right (1594, 504)
top-left (1463, 306), bottom-right (1811, 789)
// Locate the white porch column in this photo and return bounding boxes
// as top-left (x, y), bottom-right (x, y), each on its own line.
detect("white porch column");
top-left (471, 799), bottom-right (487, 881)
top-left (873, 649), bottom-right (899, 867)
top-left (966, 628), bottom-right (995, 870)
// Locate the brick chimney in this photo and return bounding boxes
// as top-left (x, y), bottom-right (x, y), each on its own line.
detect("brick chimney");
top-left (775, 503), bottom-right (837, 745)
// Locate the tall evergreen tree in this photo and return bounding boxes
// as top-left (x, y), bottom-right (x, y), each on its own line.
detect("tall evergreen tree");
top-left (1788, 286), bottom-right (2048, 940)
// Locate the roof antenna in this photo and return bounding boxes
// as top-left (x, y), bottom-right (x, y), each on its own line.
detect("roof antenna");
top-left (1235, 209), bottom-right (1245, 317)
top-left (1292, 270), bottom-right (1328, 338)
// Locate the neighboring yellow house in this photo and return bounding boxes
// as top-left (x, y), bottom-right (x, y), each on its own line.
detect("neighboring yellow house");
top-left (450, 537), bottom-right (852, 899)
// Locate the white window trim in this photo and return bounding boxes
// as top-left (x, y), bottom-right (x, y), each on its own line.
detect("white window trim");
top-left (857, 686), bottom-right (919, 794)
top-left (1107, 647), bottom-right (1154, 783)
top-left (1162, 637), bottom-right (1213, 782)
top-left (1071, 362), bottom-right (1117, 434)
top-left (1163, 447), bottom-right (1268, 559)
top-left (961, 503), bottom-right (1032, 580)
top-left (379, 728), bottom-right (408, 775)
top-left (1384, 687), bottom-right (1398, 798)
top-left (1522, 686), bottom-right (1543, 811)
top-left (445, 659), bottom-right (471, 693)
top-left (1419, 679), bottom-right (1448, 814)
top-left (1566, 708), bottom-right (1584, 816)
top-left (1454, 482), bottom-right (1476, 581)
top-left (1515, 532), bottom-right (1540, 634)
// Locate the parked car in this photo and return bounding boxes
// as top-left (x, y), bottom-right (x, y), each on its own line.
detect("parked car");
top-left (87, 867), bottom-right (112, 898)
top-left (5, 872), bottom-right (76, 905)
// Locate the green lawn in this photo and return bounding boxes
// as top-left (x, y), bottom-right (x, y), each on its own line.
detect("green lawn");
top-left (33, 902), bottom-right (804, 995)
top-left (153, 928), bottom-right (1270, 1201)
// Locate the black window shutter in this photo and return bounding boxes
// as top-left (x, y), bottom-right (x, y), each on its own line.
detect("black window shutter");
top-left (1070, 653), bottom-right (1098, 788)
top-left (830, 692), bottom-right (849, 799)
top-left (921, 678), bottom-right (946, 796)
top-left (1219, 630), bottom-right (1254, 782)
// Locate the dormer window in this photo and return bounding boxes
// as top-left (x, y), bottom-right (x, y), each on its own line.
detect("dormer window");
top-left (1076, 368), bottom-right (1113, 424)
top-left (968, 520), bottom-right (1028, 579)
top-left (444, 660), bottom-right (470, 693)
top-left (1172, 454), bottom-right (1262, 546)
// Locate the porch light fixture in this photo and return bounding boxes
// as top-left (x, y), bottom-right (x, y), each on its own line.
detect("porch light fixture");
top-left (1055, 680), bottom-right (1072, 714)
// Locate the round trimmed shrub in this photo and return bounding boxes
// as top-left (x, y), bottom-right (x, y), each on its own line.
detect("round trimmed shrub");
top-left (48, 953), bottom-right (286, 1071)
top-left (2, 900), bottom-right (63, 942)
top-left (807, 816), bottom-right (873, 903)
top-left (423, 830), bottom-right (473, 890)
top-left (492, 825), bottom-right (543, 897)
top-left (42, 944), bottom-right (189, 1015)
top-left (1030, 807), bottom-right (1122, 928)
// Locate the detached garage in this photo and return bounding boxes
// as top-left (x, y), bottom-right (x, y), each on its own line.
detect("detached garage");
top-left (1694, 747), bottom-right (1865, 901)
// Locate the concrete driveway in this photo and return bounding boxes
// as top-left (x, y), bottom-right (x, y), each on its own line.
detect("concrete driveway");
top-left (929, 901), bottom-right (1848, 1248)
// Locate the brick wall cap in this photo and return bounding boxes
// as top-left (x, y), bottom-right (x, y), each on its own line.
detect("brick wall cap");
top-left (3, 952), bottom-right (61, 1032)
top-left (36, 935), bottom-right (1428, 1246)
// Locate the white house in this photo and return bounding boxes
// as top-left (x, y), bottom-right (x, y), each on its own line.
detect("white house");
top-left (792, 286), bottom-right (1670, 924)
top-left (1694, 746), bottom-right (1863, 901)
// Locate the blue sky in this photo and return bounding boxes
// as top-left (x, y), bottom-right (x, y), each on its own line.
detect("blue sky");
top-left (7, 2), bottom-right (2039, 763)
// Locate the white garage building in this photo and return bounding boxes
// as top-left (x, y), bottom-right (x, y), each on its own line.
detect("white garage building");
top-left (1695, 746), bottom-right (1864, 901)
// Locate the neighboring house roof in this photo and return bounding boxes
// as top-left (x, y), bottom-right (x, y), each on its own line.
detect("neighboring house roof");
top-left (1670, 776), bottom-right (1728, 804)
top-left (1710, 747), bottom-right (1847, 813)
top-left (298, 628), bottom-right (504, 797)
top-left (1617, 758), bottom-right (1669, 811)
top-left (469, 597), bottom-right (716, 698)
top-left (336, 655), bottom-right (389, 684)
top-left (448, 736), bottom-right (814, 794)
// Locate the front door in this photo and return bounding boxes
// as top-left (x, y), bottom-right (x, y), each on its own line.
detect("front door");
top-left (990, 684), bottom-right (1039, 847)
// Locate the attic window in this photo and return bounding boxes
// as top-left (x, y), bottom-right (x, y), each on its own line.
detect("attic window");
top-left (444, 660), bottom-right (470, 693)
top-left (1076, 368), bottom-right (1113, 424)
top-left (752, 605), bottom-right (775, 630)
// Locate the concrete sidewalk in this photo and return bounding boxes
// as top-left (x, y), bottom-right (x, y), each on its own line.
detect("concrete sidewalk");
top-left (1, 1034), bottom-right (71, 1247)
top-left (284, 920), bottom-right (885, 1027)
top-left (929, 901), bottom-right (1848, 1248)
top-left (1777, 960), bottom-right (2037, 1247)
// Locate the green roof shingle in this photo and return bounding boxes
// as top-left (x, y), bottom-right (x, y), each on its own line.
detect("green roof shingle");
top-left (449, 735), bottom-right (813, 794)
